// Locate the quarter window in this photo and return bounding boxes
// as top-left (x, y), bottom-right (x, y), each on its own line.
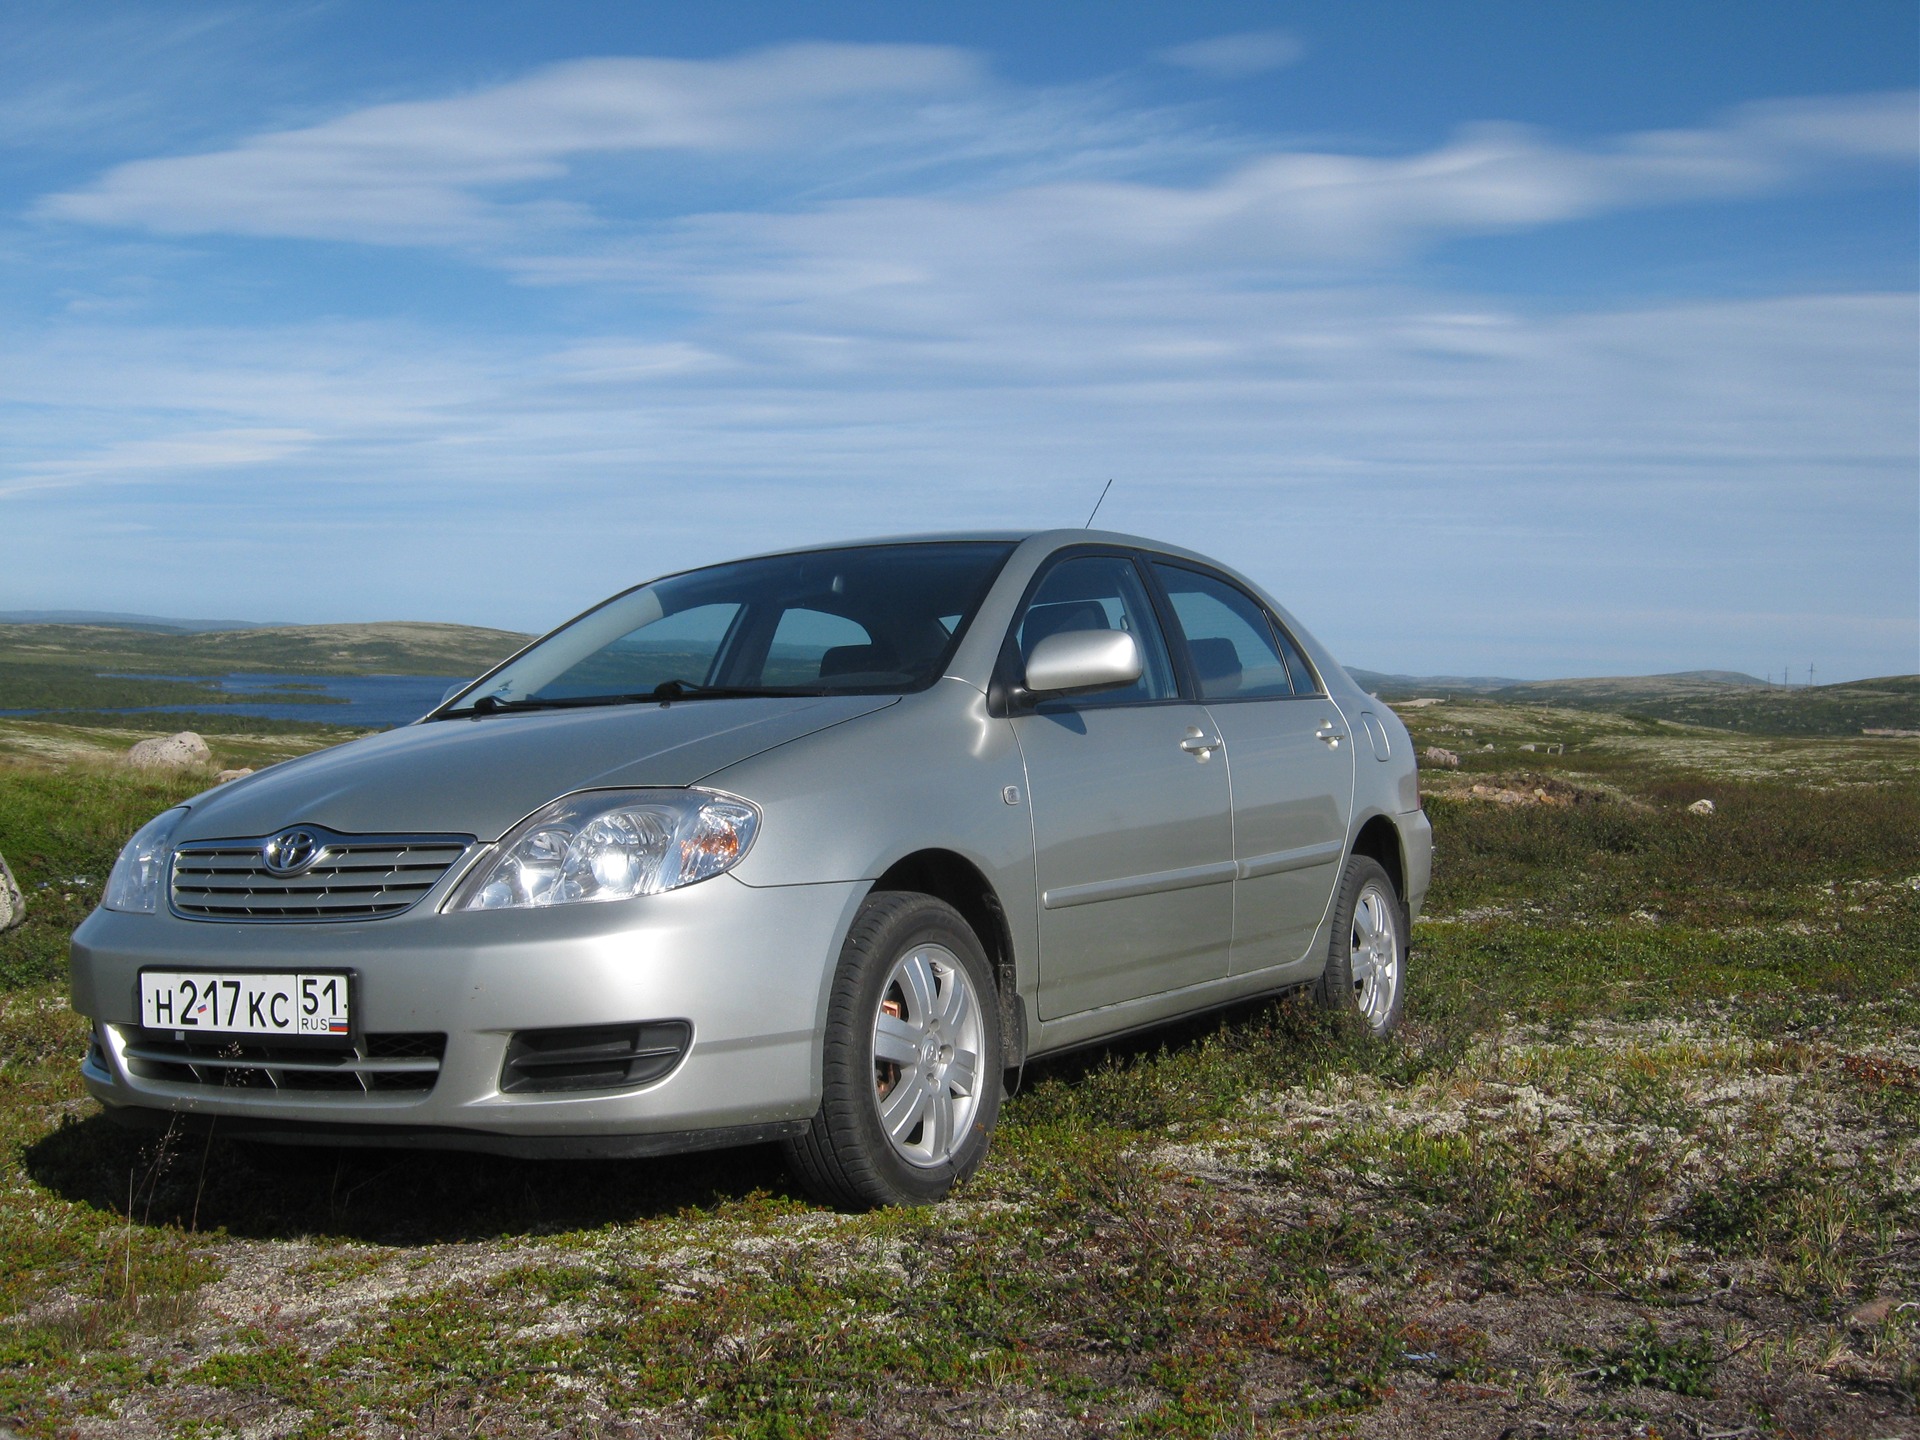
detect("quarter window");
top-left (1267, 616), bottom-right (1321, 696)
top-left (1014, 555), bottom-right (1176, 705)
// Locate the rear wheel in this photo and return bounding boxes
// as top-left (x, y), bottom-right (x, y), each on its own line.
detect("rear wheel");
top-left (782, 891), bottom-right (1002, 1208)
top-left (1314, 856), bottom-right (1407, 1037)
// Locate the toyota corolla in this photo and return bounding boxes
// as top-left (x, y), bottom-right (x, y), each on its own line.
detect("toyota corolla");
top-left (71, 530), bottom-right (1431, 1207)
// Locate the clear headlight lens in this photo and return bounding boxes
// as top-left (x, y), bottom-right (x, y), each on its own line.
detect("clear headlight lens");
top-left (102, 807), bottom-right (189, 914)
top-left (456, 789), bottom-right (759, 911)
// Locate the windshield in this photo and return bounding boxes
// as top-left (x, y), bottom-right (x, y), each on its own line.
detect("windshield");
top-left (439, 541), bottom-right (1016, 715)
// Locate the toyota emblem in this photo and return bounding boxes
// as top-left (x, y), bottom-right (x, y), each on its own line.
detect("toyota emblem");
top-left (261, 828), bottom-right (326, 876)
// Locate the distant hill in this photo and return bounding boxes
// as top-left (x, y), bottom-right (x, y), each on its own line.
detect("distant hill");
top-left (1364, 669), bottom-right (1917, 739)
top-left (1348, 669), bottom-right (1524, 695)
top-left (0, 610), bottom-right (277, 633)
top-left (1353, 668), bottom-right (1769, 700)
top-left (1493, 671), bottom-right (1770, 702)
top-left (0, 621), bottom-right (533, 678)
top-left (1542, 673), bottom-right (1919, 738)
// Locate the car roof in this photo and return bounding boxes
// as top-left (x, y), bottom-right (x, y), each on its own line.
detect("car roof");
top-left (727, 529), bottom-right (1223, 567)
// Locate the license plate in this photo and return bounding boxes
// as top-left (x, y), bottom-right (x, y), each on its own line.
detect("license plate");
top-left (139, 970), bottom-right (351, 1040)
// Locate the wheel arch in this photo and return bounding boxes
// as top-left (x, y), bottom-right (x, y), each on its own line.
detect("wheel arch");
top-left (868, 848), bottom-right (1025, 1066)
top-left (1348, 813), bottom-right (1406, 906)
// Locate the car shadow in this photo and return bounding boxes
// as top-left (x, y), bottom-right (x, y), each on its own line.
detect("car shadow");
top-left (26, 990), bottom-right (1340, 1245)
top-left (24, 1114), bottom-right (797, 1245)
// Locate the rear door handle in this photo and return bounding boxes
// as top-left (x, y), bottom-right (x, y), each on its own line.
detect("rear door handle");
top-left (1316, 720), bottom-right (1344, 748)
top-left (1180, 727), bottom-right (1221, 758)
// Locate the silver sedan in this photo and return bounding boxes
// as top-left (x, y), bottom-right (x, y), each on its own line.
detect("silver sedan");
top-left (71, 531), bottom-right (1431, 1207)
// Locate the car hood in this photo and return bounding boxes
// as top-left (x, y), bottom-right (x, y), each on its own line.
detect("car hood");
top-left (175, 696), bottom-right (898, 843)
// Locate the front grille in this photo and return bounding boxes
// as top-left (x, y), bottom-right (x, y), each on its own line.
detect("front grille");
top-left (501, 1021), bottom-right (692, 1094)
top-left (120, 1030), bottom-right (447, 1094)
top-left (170, 831), bottom-right (472, 921)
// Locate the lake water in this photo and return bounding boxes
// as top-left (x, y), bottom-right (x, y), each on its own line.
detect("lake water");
top-left (4, 673), bottom-right (468, 730)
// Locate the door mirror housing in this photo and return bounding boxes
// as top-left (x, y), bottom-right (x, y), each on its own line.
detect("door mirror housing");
top-left (1024, 629), bottom-right (1143, 697)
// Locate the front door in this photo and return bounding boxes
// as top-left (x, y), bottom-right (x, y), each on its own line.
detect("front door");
top-left (1010, 554), bottom-right (1235, 1019)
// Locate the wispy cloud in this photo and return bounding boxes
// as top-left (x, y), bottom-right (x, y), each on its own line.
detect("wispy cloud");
top-left (37, 44), bottom-right (983, 244)
top-left (43, 54), bottom-right (1915, 283)
top-left (625, 91), bottom-right (1920, 310)
top-left (1159, 31), bottom-right (1305, 81)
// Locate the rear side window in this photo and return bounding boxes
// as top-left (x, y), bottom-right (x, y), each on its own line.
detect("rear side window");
top-left (1150, 563), bottom-right (1298, 700)
top-left (1014, 554), bottom-right (1176, 705)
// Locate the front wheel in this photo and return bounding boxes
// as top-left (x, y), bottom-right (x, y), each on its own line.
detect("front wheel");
top-left (782, 892), bottom-right (1002, 1209)
top-left (1314, 856), bottom-right (1407, 1037)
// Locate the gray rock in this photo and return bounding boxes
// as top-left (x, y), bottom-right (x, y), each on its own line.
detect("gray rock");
top-left (215, 768), bottom-right (255, 785)
top-left (1687, 798), bottom-right (1716, 816)
top-left (1422, 746), bottom-right (1460, 769)
top-left (0, 853), bottom-right (23, 933)
top-left (127, 731), bottom-right (212, 770)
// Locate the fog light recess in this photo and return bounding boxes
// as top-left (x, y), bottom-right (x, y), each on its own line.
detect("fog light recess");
top-left (500, 1021), bottom-right (692, 1094)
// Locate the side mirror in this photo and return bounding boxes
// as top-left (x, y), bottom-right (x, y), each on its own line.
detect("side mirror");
top-left (1024, 629), bottom-right (1142, 697)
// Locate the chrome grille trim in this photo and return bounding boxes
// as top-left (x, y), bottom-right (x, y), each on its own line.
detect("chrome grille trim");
top-left (169, 829), bottom-right (474, 922)
top-left (116, 1030), bottom-right (447, 1095)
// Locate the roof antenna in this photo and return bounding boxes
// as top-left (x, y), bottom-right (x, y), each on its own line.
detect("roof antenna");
top-left (1084, 478), bottom-right (1114, 529)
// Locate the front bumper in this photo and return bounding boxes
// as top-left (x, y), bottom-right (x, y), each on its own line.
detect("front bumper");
top-left (70, 874), bottom-right (866, 1154)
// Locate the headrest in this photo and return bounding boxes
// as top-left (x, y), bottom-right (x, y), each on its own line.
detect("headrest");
top-left (1020, 600), bottom-right (1110, 659)
top-left (819, 643), bottom-right (893, 678)
top-left (1189, 637), bottom-right (1242, 692)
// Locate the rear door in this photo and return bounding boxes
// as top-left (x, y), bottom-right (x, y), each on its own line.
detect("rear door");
top-left (1008, 552), bottom-right (1235, 1019)
top-left (1148, 561), bottom-right (1354, 973)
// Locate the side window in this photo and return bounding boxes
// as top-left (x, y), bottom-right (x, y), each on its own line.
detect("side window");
top-left (1013, 555), bottom-right (1175, 705)
top-left (1150, 563), bottom-right (1296, 700)
top-left (763, 608), bottom-right (878, 686)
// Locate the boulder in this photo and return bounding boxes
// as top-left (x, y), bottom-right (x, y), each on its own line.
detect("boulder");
top-left (215, 768), bottom-right (255, 785)
top-left (127, 731), bottom-right (211, 770)
top-left (1687, 798), bottom-right (1716, 816)
top-left (1422, 746), bottom-right (1460, 769)
top-left (0, 853), bottom-right (23, 933)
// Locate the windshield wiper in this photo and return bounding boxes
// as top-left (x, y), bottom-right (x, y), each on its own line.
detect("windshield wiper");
top-left (437, 682), bottom-right (796, 719)
top-left (647, 679), bottom-right (796, 702)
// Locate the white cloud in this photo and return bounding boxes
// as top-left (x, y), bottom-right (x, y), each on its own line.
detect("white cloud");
top-left (1160, 31), bottom-right (1304, 80)
top-left (38, 44), bottom-right (983, 244)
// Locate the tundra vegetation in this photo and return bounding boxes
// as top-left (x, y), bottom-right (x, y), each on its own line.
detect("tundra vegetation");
top-left (0, 661), bottom-right (1914, 1438)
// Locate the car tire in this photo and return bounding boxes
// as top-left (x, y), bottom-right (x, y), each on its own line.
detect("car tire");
top-left (782, 891), bottom-right (1002, 1209)
top-left (1313, 856), bottom-right (1407, 1038)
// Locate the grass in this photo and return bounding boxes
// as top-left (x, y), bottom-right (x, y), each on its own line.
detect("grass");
top-left (0, 700), bottom-right (1913, 1436)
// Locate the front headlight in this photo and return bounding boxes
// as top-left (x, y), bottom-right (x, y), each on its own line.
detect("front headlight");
top-left (102, 807), bottom-right (189, 915)
top-left (455, 789), bottom-right (760, 911)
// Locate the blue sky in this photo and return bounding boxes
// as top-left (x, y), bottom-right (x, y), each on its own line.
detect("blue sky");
top-left (2, 1), bottom-right (1914, 680)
